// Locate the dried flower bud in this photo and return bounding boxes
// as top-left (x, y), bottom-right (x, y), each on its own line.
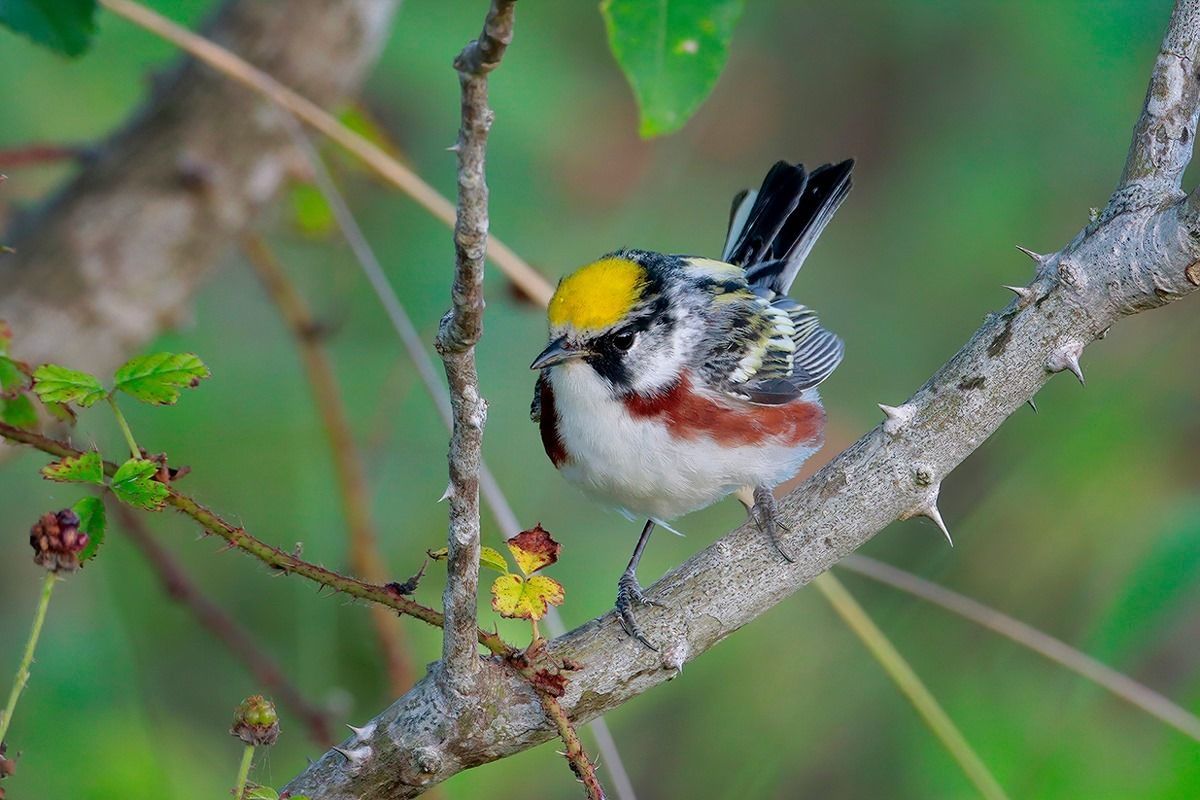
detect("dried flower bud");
top-left (231, 695), bottom-right (280, 746)
top-left (29, 509), bottom-right (88, 573)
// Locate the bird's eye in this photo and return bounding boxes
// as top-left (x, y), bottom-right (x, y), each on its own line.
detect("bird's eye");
top-left (612, 331), bottom-right (636, 351)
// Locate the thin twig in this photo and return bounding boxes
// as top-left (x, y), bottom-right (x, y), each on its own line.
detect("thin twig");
top-left (97, 0), bottom-right (552, 307)
top-left (279, 112), bottom-right (640, 800)
top-left (242, 233), bottom-right (414, 697)
top-left (114, 504), bottom-right (335, 746)
top-left (0, 422), bottom-right (515, 658)
top-left (0, 143), bottom-right (88, 169)
top-left (812, 573), bottom-right (1009, 800)
top-left (436, 0), bottom-right (516, 691)
top-left (233, 743), bottom-right (255, 800)
top-left (0, 573), bottom-right (56, 746)
top-left (839, 554), bottom-right (1200, 742)
top-left (538, 692), bottom-right (607, 799)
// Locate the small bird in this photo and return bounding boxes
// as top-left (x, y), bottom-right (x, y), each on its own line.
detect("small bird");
top-left (530, 160), bottom-right (852, 647)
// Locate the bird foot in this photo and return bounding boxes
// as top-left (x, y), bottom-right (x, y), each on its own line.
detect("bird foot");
top-left (752, 486), bottom-right (795, 562)
top-left (616, 572), bottom-right (661, 651)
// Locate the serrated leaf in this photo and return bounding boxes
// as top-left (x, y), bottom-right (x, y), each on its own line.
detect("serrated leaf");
top-left (111, 458), bottom-right (168, 510)
top-left (0, 0), bottom-right (97, 57)
top-left (480, 545), bottom-right (511, 574)
top-left (0, 394), bottom-right (38, 429)
top-left (42, 450), bottom-right (103, 484)
top-left (113, 352), bottom-right (210, 405)
top-left (490, 573), bottom-right (565, 621)
top-left (32, 363), bottom-right (106, 407)
top-left (601, 0), bottom-right (746, 138)
top-left (506, 524), bottom-right (561, 575)
top-left (73, 495), bottom-right (106, 562)
top-left (0, 354), bottom-right (29, 393)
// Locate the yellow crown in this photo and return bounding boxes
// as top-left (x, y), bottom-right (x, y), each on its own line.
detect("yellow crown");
top-left (548, 256), bottom-right (645, 332)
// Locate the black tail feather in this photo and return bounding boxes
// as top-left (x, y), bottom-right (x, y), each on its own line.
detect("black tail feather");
top-left (723, 159), bottom-right (854, 295)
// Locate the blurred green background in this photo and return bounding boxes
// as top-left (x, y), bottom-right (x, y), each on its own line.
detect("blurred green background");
top-left (3, 0), bottom-right (1200, 797)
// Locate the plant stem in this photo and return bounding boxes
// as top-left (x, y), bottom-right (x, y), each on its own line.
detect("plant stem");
top-left (812, 572), bottom-right (1008, 800)
top-left (233, 743), bottom-right (255, 799)
top-left (107, 395), bottom-right (141, 459)
top-left (0, 572), bottom-right (57, 745)
top-left (0, 421), bottom-right (517, 658)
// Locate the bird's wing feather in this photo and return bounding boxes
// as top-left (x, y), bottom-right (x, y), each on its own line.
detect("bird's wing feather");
top-left (686, 260), bottom-right (844, 405)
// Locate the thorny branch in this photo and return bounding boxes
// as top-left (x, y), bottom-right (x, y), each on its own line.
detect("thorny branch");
top-left (435, 0), bottom-right (516, 693)
top-left (278, 2), bottom-right (1200, 797)
top-left (113, 505), bottom-right (335, 746)
top-left (0, 421), bottom-right (514, 658)
top-left (243, 234), bottom-right (414, 697)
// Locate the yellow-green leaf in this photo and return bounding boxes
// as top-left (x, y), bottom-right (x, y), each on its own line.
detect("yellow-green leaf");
top-left (42, 450), bottom-right (103, 484)
top-left (490, 573), bottom-right (565, 620)
top-left (506, 524), bottom-right (561, 575)
top-left (32, 363), bottom-right (106, 407)
top-left (480, 545), bottom-right (511, 574)
top-left (113, 352), bottom-right (210, 405)
top-left (111, 458), bottom-right (168, 510)
top-left (288, 181), bottom-right (336, 238)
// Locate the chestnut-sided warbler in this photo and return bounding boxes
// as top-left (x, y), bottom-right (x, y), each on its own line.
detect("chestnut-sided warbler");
top-left (530, 160), bottom-right (852, 647)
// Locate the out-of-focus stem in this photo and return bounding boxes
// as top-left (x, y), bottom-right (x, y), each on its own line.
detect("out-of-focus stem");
top-left (242, 233), bottom-right (413, 697)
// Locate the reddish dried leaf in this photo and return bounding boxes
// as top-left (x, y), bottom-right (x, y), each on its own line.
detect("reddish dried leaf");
top-left (507, 524), bottom-right (561, 575)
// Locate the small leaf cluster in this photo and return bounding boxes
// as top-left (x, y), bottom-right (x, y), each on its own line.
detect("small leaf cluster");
top-left (430, 524), bottom-right (567, 622)
top-left (32, 351), bottom-right (210, 409)
top-left (1, 337), bottom-right (213, 562)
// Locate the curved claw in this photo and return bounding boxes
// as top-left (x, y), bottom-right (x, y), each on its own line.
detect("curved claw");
top-left (752, 486), bottom-right (795, 563)
top-left (616, 572), bottom-right (660, 651)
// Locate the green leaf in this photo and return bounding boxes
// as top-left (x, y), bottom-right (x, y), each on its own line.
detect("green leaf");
top-left (42, 450), bottom-right (104, 484)
top-left (245, 788), bottom-right (279, 800)
top-left (288, 181), bottom-right (336, 238)
top-left (111, 458), bottom-right (168, 510)
top-left (601, 0), bottom-right (746, 138)
top-left (0, 0), bottom-right (97, 57)
top-left (113, 352), bottom-right (210, 405)
top-left (0, 320), bottom-right (11, 354)
top-left (32, 363), bottom-right (106, 407)
top-left (73, 495), bottom-right (106, 562)
top-left (0, 355), bottom-right (29, 393)
top-left (0, 394), bottom-right (38, 428)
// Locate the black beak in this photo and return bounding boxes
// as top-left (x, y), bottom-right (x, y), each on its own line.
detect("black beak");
top-left (530, 336), bottom-right (586, 370)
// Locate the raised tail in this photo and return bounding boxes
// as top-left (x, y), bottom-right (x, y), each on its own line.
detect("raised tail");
top-left (722, 159), bottom-right (854, 296)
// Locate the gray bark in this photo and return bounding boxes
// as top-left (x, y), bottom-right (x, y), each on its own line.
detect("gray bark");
top-left (0, 0), bottom-right (399, 372)
top-left (283, 1), bottom-right (1200, 797)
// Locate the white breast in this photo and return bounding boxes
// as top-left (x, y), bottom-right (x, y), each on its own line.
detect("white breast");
top-left (548, 363), bottom-right (820, 521)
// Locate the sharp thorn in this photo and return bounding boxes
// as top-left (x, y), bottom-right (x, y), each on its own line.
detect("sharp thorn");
top-left (1047, 343), bottom-right (1086, 385)
top-left (1015, 244), bottom-right (1045, 263)
top-left (1027, 398), bottom-right (1038, 414)
top-left (438, 482), bottom-right (454, 503)
top-left (331, 746), bottom-right (355, 762)
top-left (877, 403), bottom-right (914, 436)
top-left (1003, 284), bottom-right (1035, 305)
top-left (921, 504), bottom-right (953, 546)
top-left (346, 723), bottom-right (373, 740)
